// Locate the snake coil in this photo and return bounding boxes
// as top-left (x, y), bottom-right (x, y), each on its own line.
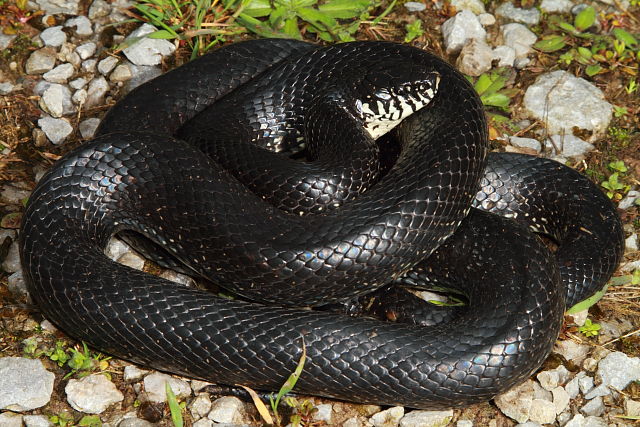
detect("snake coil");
top-left (20, 39), bottom-right (623, 408)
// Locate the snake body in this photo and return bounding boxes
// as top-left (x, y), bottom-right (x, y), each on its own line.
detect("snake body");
top-left (20, 39), bottom-right (623, 408)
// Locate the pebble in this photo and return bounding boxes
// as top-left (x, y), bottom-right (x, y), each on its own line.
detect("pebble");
top-left (493, 45), bottom-right (517, 67)
top-left (76, 42), bottom-right (97, 60)
top-left (626, 234), bottom-right (639, 251)
top-left (578, 375), bottom-right (594, 395)
top-left (79, 117), bottom-right (101, 139)
top-left (565, 414), bottom-right (608, 427)
top-left (404, 1), bottom-right (426, 12)
top-left (441, 10), bottom-right (487, 55)
top-left (98, 56), bottom-right (120, 75)
top-left (123, 23), bottom-right (176, 66)
top-left (0, 412), bottom-right (23, 427)
top-left (585, 351), bottom-right (640, 399)
top-left (495, 2), bottom-right (541, 25)
top-left (399, 409), bottom-right (453, 426)
top-left (0, 82), bottom-right (16, 94)
top-left (524, 70), bottom-right (613, 137)
top-left (0, 33), bottom-right (16, 50)
top-left (23, 414), bottom-right (53, 427)
top-left (529, 398), bottom-right (556, 424)
top-left (82, 58), bottom-right (98, 73)
top-left (369, 406), bottom-right (404, 427)
top-left (554, 340), bottom-right (591, 365)
top-left (478, 13), bottom-right (496, 26)
top-left (540, 0), bottom-right (574, 13)
top-left (110, 64), bottom-right (133, 82)
top-left (207, 396), bottom-right (248, 424)
top-left (39, 83), bottom-right (74, 118)
top-left (72, 88), bottom-right (87, 105)
top-left (34, 0), bottom-right (80, 14)
top-left (142, 372), bottom-right (191, 403)
top-left (509, 136), bottom-right (541, 152)
top-left (544, 134), bottom-right (595, 158)
top-left (495, 379), bottom-right (535, 423)
top-left (456, 38), bottom-right (493, 76)
top-left (0, 357), bottom-right (55, 411)
top-left (125, 64), bottom-right (163, 92)
top-left (85, 76), bottom-right (110, 108)
top-left (25, 48), bottom-right (57, 75)
top-left (450, 0), bottom-right (486, 14)
top-left (501, 23), bottom-right (537, 59)
top-left (552, 386), bottom-right (571, 414)
top-left (66, 373), bottom-right (124, 414)
top-left (456, 420), bottom-right (473, 427)
top-left (43, 63), bottom-right (75, 84)
top-left (89, 0), bottom-right (111, 18)
top-left (65, 15), bottom-right (93, 37)
top-left (537, 365), bottom-right (569, 390)
top-left (624, 398), bottom-right (640, 416)
top-left (1, 240), bottom-right (21, 273)
top-left (123, 365), bottom-right (149, 382)
top-left (190, 393), bottom-right (212, 420)
top-left (619, 190), bottom-right (640, 209)
top-left (7, 271), bottom-right (28, 301)
top-left (40, 26), bottom-right (67, 47)
top-left (38, 116), bottom-right (74, 144)
top-left (581, 396), bottom-right (605, 417)
top-left (118, 417), bottom-right (155, 427)
top-left (70, 77), bottom-right (88, 89)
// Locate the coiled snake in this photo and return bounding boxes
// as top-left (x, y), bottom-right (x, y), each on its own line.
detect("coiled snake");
top-left (20, 39), bottom-right (624, 408)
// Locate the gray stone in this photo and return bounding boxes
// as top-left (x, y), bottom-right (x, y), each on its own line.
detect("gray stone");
top-left (0, 82), bottom-right (16, 94)
top-left (478, 13), bottom-right (496, 26)
top-left (0, 412), bottom-right (23, 427)
top-left (39, 83), bottom-right (73, 118)
top-left (625, 234), bottom-right (639, 252)
top-left (532, 380), bottom-right (553, 401)
top-left (619, 190), bottom-right (640, 209)
top-left (85, 76), bottom-right (110, 108)
top-left (110, 64), bottom-right (133, 82)
top-left (544, 134), bottom-right (594, 158)
top-left (515, 423), bottom-right (541, 427)
top-left (34, 0), bottom-right (80, 14)
top-left (502, 23), bottom-right (537, 59)
top-left (399, 409), bottom-right (453, 426)
top-left (456, 38), bottom-right (493, 76)
top-left (43, 63), bottom-right (74, 84)
top-left (554, 340), bottom-right (591, 364)
top-left (369, 406), bottom-right (404, 427)
top-left (565, 414), bottom-right (608, 427)
top-left (343, 417), bottom-right (363, 427)
top-left (624, 398), bottom-right (640, 417)
top-left (76, 42), bottom-right (97, 60)
top-left (190, 393), bottom-right (212, 420)
top-left (24, 414), bottom-right (53, 427)
top-left (0, 33), bottom-right (17, 50)
top-left (495, 2), bottom-right (541, 25)
top-left (190, 380), bottom-right (213, 393)
top-left (40, 26), bottom-right (67, 47)
top-left (122, 365), bottom-right (148, 382)
top-left (66, 374), bottom-right (124, 414)
top-left (524, 71), bottom-right (613, 137)
top-left (159, 270), bottom-right (196, 287)
top-left (580, 396), bottom-right (604, 416)
top-left (192, 419), bottom-right (213, 427)
top-left (313, 403), bottom-right (333, 423)
top-left (585, 351), bottom-right (640, 399)
top-left (457, 421), bottom-right (473, 427)
top-left (207, 396), bottom-right (248, 424)
top-left (495, 380), bottom-right (535, 423)
top-left (126, 64), bottom-right (162, 92)
top-left (143, 372), bottom-right (191, 403)
top-left (565, 373), bottom-right (584, 399)
top-left (450, 0), bottom-right (485, 14)
top-left (551, 386), bottom-right (570, 415)
top-left (493, 45), bottom-right (516, 67)
top-left (38, 116), bottom-right (73, 144)
top-left (123, 23), bottom-right (176, 66)
top-left (0, 357), bottom-right (55, 411)
top-left (98, 56), bottom-right (119, 75)
top-left (1, 240), bottom-right (20, 273)
top-left (79, 117), bottom-right (101, 139)
top-left (404, 1), bottom-right (426, 12)
top-left (70, 77), bottom-right (88, 89)
top-left (1, 183), bottom-right (30, 203)
top-left (118, 417), bottom-right (155, 427)
top-left (89, 0), bottom-right (111, 18)
top-left (7, 271), bottom-right (28, 301)
top-left (82, 58), bottom-right (98, 73)
top-left (529, 398), bottom-right (556, 425)
top-left (72, 88), bottom-right (87, 105)
top-left (25, 48), bottom-right (57, 74)
top-left (441, 10), bottom-right (486, 54)
top-left (540, 0), bottom-right (574, 13)
top-left (65, 15), bottom-right (93, 37)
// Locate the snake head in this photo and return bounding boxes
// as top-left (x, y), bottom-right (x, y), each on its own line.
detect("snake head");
top-left (353, 65), bottom-right (440, 139)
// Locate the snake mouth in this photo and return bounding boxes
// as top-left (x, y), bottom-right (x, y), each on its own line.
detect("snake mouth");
top-left (356, 72), bottom-right (441, 139)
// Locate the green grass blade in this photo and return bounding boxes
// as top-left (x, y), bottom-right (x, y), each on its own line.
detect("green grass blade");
top-left (165, 383), bottom-right (184, 427)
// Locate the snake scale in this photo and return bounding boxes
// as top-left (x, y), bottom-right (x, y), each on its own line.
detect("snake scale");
top-left (20, 39), bottom-right (624, 408)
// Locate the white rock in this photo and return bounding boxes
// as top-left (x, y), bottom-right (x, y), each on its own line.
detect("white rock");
top-left (565, 372), bottom-right (585, 399)
top-left (70, 77), bottom-right (88, 89)
top-left (82, 58), bottom-right (98, 73)
top-left (0, 412), bottom-right (23, 427)
top-left (456, 421), bottom-right (473, 427)
top-left (98, 56), bottom-right (119, 75)
top-left (552, 386), bottom-right (570, 414)
top-left (624, 398), bottom-right (640, 416)
top-left (123, 23), bottom-right (176, 66)
top-left (0, 357), bottom-right (55, 411)
top-left (65, 15), bottom-right (93, 37)
top-left (524, 71), bottom-right (613, 137)
top-left (40, 83), bottom-right (74, 117)
top-left (89, 0), bottom-right (111, 18)
top-left (620, 190), bottom-right (640, 209)
top-left (66, 374), bottom-right (124, 414)
top-left (540, 0), bottom-right (574, 13)
top-left (79, 117), bottom-right (101, 139)
top-left (192, 419), bottom-right (213, 427)
top-left (207, 396), bottom-right (247, 424)
top-left (123, 365), bottom-right (149, 382)
top-left (495, 2), bottom-right (541, 25)
top-left (626, 234), bottom-right (638, 251)
top-left (0, 82), bottom-right (16, 94)
top-left (495, 379), bottom-right (534, 423)
top-left (450, 0), bottom-right (485, 14)
top-left (544, 134), bottom-right (594, 158)
top-left (43, 63), bottom-right (74, 84)
top-left (85, 76), bottom-right (110, 108)
top-left (399, 409), bottom-right (453, 426)
top-left (34, 0), bottom-right (80, 14)
top-left (554, 340), bottom-right (591, 364)
top-left (478, 13), bottom-right (496, 26)
top-left (143, 372), bottom-right (191, 403)
top-left (25, 48), bottom-right (57, 74)
top-left (0, 33), bottom-right (16, 50)
top-left (118, 417), bottom-right (155, 427)
top-left (456, 38), bottom-right (493, 76)
top-left (502, 23), bottom-right (537, 59)
top-left (343, 416), bottom-right (364, 427)
top-left (441, 10), bottom-right (486, 54)
top-left (8, 271), bottom-right (28, 301)
top-left (581, 396), bottom-right (604, 416)
top-left (40, 26), bottom-right (67, 47)
top-left (529, 398), bottom-right (556, 425)
top-left (190, 393), bottom-right (212, 420)
top-left (23, 414), bottom-right (53, 427)
top-left (404, 1), bottom-right (426, 12)
top-left (493, 45), bottom-right (516, 68)
top-left (72, 88), bottom-right (87, 105)
top-left (110, 64), bottom-right (133, 82)
top-left (585, 352), bottom-right (640, 399)
top-left (38, 116), bottom-right (73, 145)
top-left (369, 406), bottom-right (404, 427)
top-left (76, 42), bottom-right (97, 60)
top-left (190, 380), bottom-right (213, 392)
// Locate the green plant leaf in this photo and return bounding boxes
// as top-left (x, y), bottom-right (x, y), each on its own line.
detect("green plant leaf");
top-left (147, 29), bottom-right (178, 39)
top-left (612, 28), bottom-right (638, 47)
top-left (577, 46), bottom-right (592, 60)
top-left (166, 383), bottom-right (184, 427)
top-left (473, 73), bottom-right (492, 95)
top-left (481, 93), bottom-right (510, 108)
top-left (240, 0), bottom-right (273, 17)
top-left (567, 282), bottom-right (609, 313)
top-left (297, 6), bottom-right (337, 27)
top-left (317, 0), bottom-right (370, 19)
top-left (236, 13), bottom-right (290, 38)
top-left (78, 415), bottom-right (102, 427)
top-left (574, 6), bottom-right (595, 32)
top-left (585, 64), bottom-right (603, 76)
top-left (534, 35), bottom-right (566, 52)
top-left (557, 21), bottom-right (577, 34)
top-left (282, 16), bottom-right (302, 38)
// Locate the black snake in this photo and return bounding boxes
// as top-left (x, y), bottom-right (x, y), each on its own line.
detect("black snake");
top-left (20, 39), bottom-right (624, 408)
